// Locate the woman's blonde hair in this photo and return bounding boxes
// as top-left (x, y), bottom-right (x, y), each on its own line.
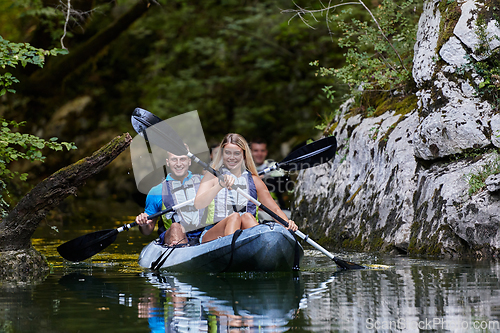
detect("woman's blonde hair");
top-left (211, 133), bottom-right (258, 176)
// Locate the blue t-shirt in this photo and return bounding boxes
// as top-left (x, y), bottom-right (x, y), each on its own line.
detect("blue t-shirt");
top-left (144, 171), bottom-right (194, 216)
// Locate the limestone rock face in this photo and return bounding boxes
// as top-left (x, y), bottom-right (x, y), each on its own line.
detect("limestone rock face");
top-left (486, 174), bottom-right (500, 192)
top-left (413, 0), bottom-right (499, 161)
top-left (412, 0), bottom-right (441, 86)
top-left (293, 0), bottom-right (500, 259)
top-left (439, 36), bottom-right (468, 67)
top-left (454, 0), bottom-right (500, 61)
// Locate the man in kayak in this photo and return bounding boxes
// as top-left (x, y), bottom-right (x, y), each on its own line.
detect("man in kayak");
top-left (250, 138), bottom-right (289, 209)
top-left (194, 133), bottom-right (297, 243)
top-left (249, 138), bottom-right (269, 174)
top-left (135, 150), bottom-right (206, 246)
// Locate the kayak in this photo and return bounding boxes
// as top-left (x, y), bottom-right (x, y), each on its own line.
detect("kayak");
top-left (138, 222), bottom-right (303, 272)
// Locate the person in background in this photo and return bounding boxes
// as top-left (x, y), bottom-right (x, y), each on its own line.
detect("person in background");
top-left (135, 150), bottom-right (206, 246)
top-left (194, 133), bottom-right (297, 243)
top-left (209, 143), bottom-right (221, 162)
top-left (249, 138), bottom-right (269, 174)
top-left (250, 138), bottom-right (289, 209)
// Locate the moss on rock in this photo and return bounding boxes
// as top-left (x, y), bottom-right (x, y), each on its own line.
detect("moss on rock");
top-left (436, 0), bottom-right (462, 52)
top-left (0, 247), bottom-right (49, 285)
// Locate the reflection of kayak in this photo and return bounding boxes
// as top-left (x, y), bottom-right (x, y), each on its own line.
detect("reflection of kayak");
top-left (143, 271), bottom-right (304, 332)
top-left (163, 272), bottom-right (303, 317)
top-left (138, 222), bottom-right (303, 272)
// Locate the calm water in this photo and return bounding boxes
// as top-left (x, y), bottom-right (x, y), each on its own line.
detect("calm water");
top-left (3, 216), bottom-right (500, 333)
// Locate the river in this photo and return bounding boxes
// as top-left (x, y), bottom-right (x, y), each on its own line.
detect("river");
top-left (2, 214), bottom-right (500, 332)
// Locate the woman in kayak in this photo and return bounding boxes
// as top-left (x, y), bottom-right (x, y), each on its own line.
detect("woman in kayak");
top-left (194, 133), bottom-right (297, 243)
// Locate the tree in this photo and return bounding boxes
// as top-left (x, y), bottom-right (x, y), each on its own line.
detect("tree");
top-left (0, 36), bottom-right (75, 216)
top-left (0, 0), bottom-right (348, 204)
top-left (284, 0), bottom-right (423, 116)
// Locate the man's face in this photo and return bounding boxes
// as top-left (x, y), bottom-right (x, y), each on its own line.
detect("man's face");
top-left (166, 153), bottom-right (191, 180)
top-left (250, 143), bottom-right (267, 166)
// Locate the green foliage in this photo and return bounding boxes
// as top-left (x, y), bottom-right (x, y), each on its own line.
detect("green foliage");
top-left (3, 0), bottom-right (70, 45)
top-left (465, 150), bottom-right (500, 196)
top-left (321, 85), bottom-right (336, 104)
top-left (311, 0), bottom-right (422, 110)
top-left (0, 32), bottom-right (71, 216)
top-left (456, 8), bottom-right (500, 111)
top-left (474, 53), bottom-right (500, 110)
top-left (127, 1), bottom-right (336, 148)
top-left (0, 35), bottom-right (68, 95)
top-left (0, 118), bottom-right (77, 216)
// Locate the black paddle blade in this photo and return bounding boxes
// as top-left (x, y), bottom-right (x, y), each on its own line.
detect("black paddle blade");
top-left (333, 257), bottom-right (365, 270)
top-left (131, 108), bottom-right (189, 156)
top-left (131, 108), bottom-right (163, 135)
top-left (279, 136), bottom-right (337, 171)
top-left (57, 229), bottom-right (119, 262)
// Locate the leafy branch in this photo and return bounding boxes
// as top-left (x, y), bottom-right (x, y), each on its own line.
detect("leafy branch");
top-left (284, 0), bottom-right (420, 116)
top-left (282, 0), bottom-right (407, 71)
top-left (0, 36), bottom-right (68, 96)
top-left (0, 119), bottom-right (77, 216)
top-left (0, 36), bottom-right (72, 216)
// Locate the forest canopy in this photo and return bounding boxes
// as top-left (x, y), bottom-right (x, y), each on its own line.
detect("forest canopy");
top-left (0, 0), bottom-right (422, 208)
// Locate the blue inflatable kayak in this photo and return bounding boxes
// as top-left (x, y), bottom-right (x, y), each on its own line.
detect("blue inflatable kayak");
top-left (138, 222), bottom-right (303, 272)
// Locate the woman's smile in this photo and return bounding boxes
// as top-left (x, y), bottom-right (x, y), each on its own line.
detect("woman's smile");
top-left (223, 143), bottom-right (243, 171)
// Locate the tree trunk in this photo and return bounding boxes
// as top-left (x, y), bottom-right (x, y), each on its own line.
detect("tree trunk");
top-left (0, 133), bottom-right (132, 281)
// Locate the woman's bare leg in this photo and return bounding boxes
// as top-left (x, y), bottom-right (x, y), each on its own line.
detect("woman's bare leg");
top-left (241, 213), bottom-right (258, 230)
top-left (202, 213), bottom-right (241, 243)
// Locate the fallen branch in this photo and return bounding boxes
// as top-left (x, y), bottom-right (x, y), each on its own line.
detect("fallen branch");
top-left (0, 133), bottom-right (132, 252)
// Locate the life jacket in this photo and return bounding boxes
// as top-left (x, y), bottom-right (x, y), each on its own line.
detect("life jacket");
top-left (159, 174), bottom-right (205, 235)
top-left (206, 168), bottom-right (257, 224)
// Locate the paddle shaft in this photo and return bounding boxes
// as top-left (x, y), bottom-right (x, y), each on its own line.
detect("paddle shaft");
top-left (236, 188), bottom-right (337, 261)
top-left (58, 198), bottom-right (196, 261)
top-left (258, 163), bottom-right (279, 176)
top-left (257, 137), bottom-right (336, 175)
top-left (115, 198), bottom-right (195, 234)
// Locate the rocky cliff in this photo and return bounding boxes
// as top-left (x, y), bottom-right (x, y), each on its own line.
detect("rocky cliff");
top-left (293, 0), bottom-right (500, 259)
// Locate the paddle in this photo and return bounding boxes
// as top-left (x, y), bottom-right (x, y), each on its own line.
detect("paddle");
top-left (57, 199), bottom-right (194, 262)
top-left (131, 107), bottom-right (163, 134)
top-left (132, 108), bottom-right (364, 270)
top-left (257, 136), bottom-right (337, 175)
top-left (131, 108), bottom-right (338, 177)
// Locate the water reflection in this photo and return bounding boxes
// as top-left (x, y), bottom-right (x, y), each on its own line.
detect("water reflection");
top-left (139, 272), bottom-right (303, 332)
top-left (297, 257), bottom-right (500, 332)
top-left (5, 225), bottom-right (500, 332)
